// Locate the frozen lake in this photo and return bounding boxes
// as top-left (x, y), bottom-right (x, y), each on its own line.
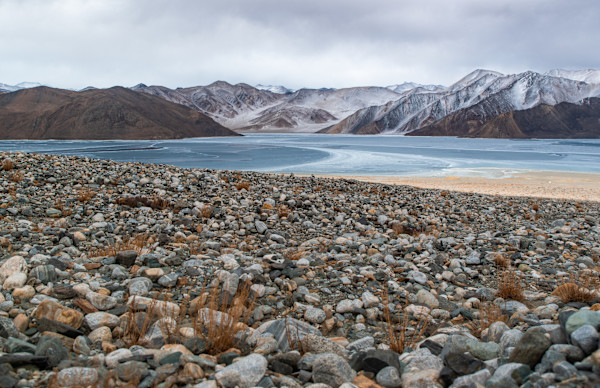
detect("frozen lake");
top-left (1, 134), bottom-right (600, 177)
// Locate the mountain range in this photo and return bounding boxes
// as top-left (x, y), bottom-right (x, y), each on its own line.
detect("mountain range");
top-left (2, 68), bottom-right (600, 138)
top-left (0, 87), bottom-right (237, 140)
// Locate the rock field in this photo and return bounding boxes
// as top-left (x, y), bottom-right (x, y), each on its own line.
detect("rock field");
top-left (0, 151), bottom-right (600, 387)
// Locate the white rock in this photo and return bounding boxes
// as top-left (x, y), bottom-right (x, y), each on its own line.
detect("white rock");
top-left (105, 348), bottom-right (133, 368)
top-left (362, 291), bottom-right (380, 308)
top-left (0, 256), bottom-right (27, 284)
top-left (3, 272), bottom-right (27, 290)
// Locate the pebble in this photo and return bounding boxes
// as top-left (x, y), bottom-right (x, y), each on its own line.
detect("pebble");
top-left (0, 152), bottom-right (599, 387)
top-left (215, 353), bottom-right (268, 388)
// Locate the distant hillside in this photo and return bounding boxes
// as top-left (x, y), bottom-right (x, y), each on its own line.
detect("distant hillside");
top-left (409, 98), bottom-right (600, 138)
top-left (0, 86), bottom-right (239, 140)
top-left (134, 82), bottom-right (402, 132)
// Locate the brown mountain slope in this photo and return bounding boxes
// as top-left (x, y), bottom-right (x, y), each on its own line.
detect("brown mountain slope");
top-left (0, 86), bottom-right (240, 140)
top-left (409, 98), bottom-right (600, 138)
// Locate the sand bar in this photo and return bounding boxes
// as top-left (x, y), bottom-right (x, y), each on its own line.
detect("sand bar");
top-left (309, 171), bottom-right (600, 202)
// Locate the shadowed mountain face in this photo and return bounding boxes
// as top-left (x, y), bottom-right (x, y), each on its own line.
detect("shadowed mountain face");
top-left (320, 70), bottom-right (600, 136)
top-left (0, 86), bottom-right (239, 140)
top-left (409, 98), bottom-right (600, 138)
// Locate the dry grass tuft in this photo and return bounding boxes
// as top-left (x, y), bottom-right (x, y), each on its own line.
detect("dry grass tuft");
top-left (116, 195), bottom-right (172, 210)
top-left (497, 266), bottom-right (525, 302)
top-left (467, 302), bottom-right (507, 338)
top-left (381, 291), bottom-right (430, 354)
top-left (277, 204), bottom-right (291, 218)
top-left (200, 205), bottom-right (213, 218)
top-left (1, 159), bottom-right (15, 171)
top-left (283, 249), bottom-right (307, 261)
top-left (89, 234), bottom-right (151, 258)
top-left (552, 271), bottom-right (599, 303)
top-left (189, 281), bottom-right (256, 355)
top-left (284, 312), bottom-right (307, 354)
top-left (8, 171), bottom-right (23, 183)
top-left (77, 188), bottom-right (96, 202)
top-left (492, 253), bottom-right (511, 268)
top-left (120, 295), bottom-right (161, 347)
top-left (235, 181), bottom-right (251, 191)
top-left (391, 222), bottom-right (421, 237)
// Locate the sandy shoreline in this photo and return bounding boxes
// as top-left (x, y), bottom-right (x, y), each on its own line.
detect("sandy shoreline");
top-left (302, 171), bottom-right (600, 202)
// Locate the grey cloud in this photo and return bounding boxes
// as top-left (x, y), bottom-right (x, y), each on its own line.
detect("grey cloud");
top-left (0, 0), bottom-right (598, 89)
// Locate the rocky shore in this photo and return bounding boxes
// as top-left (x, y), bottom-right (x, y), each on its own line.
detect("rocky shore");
top-left (0, 151), bottom-right (599, 388)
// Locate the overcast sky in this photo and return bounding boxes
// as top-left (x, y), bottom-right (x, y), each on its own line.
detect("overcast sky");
top-left (1, 0), bottom-right (598, 90)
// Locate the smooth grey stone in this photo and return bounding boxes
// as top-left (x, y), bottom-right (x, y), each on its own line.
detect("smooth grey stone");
top-left (570, 324), bottom-right (599, 355)
top-left (486, 321), bottom-right (510, 343)
top-left (376, 366), bottom-right (402, 388)
top-left (565, 310), bottom-right (600, 335)
top-left (312, 353), bottom-right (356, 388)
top-left (445, 352), bottom-right (485, 375)
top-left (250, 318), bottom-right (321, 352)
top-left (509, 328), bottom-right (552, 368)
top-left (35, 336), bottom-right (69, 368)
top-left (467, 340), bottom-right (500, 361)
top-left (552, 360), bottom-right (578, 380)
top-left (215, 353), bottom-right (268, 388)
top-left (450, 369), bottom-right (491, 388)
top-left (548, 344), bottom-right (586, 363)
top-left (5, 337), bottom-right (36, 354)
top-left (535, 350), bottom-right (566, 373)
top-left (499, 330), bottom-right (523, 355)
top-left (116, 250), bottom-right (138, 267)
top-left (0, 316), bottom-right (20, 339)
top-left (117, 360), bottom-right (150, 382)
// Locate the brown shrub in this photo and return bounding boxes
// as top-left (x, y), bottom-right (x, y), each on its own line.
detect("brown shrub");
top-left (116, 195), bottom-right (171, 210)
top-left (150, 195), bottom-right (171, 210)
top-left (89, 234), bottom-right (151, 258)
top-left (497, 266), bottom-right (525, 302)
top-left (1, 159), bottom-right (14, 171)
top-left (492, 253), bottom-right (511, 268)
top-left (200, 205), bottom-right (213, 218)
top-left (190, 281), bottom-right (256, 355)
top-left (77, 188), bottom-right (96, 202)
top-left (382, 291), bottom-right (430, 354)
top-left (8, 171), bottom-right (23, 183)
top-left (235, 181), bottom-right (251, 191)
top-left (277, 204), bottom-right (291, 218)
top-left (552, 271), bottom-right (599, 303)
top-left (391, 223), bottom-right (421, 237)
top-left (467, 302), bottom-right (507, 338)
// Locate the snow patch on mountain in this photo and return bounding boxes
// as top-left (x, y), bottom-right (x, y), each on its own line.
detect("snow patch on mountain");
top-left (0, 81), bottom-right (44, 93)
top-left (387, 82), bottom-right (446, 94)
top-left (545, 69), bottom-right (600, 85)
top-left (255, 84), bottom-right (294, 94)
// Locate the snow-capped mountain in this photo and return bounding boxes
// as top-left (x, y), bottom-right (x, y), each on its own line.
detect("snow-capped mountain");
top-left (387, 82), bottom-right (446, 94)
top-left (321, 69), bottom-right (600, 135)
top-left (134, 82), bottom-right (403, 131)
top-left (255, 84), bottom-right (294, 94)
top-left (0, 82), bottom-right (43, 93)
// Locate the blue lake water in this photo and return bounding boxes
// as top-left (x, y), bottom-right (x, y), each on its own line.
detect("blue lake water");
top-left (1, 134), bottom-right (600, 177)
